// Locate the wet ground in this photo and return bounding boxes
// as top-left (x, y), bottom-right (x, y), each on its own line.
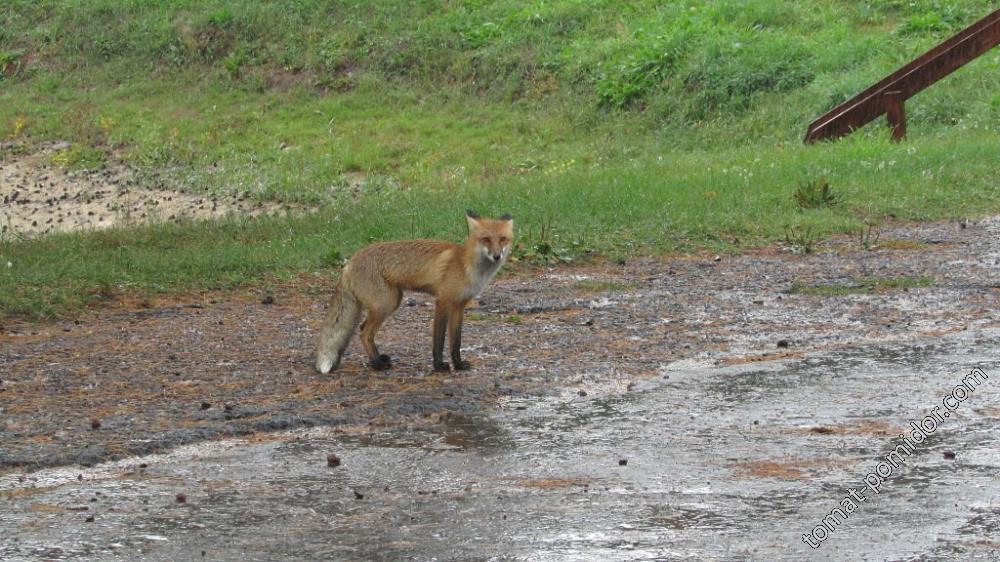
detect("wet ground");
top-left (1, 330), bottom-right (997, 561)
top-left (2, 216), bottom-right (1000, 560)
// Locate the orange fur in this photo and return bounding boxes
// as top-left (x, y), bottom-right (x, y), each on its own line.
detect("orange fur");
top-left (316, 212), bottom-right (513, 373)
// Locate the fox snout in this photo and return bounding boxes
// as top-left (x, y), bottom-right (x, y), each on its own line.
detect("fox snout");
top-left (481, 244), bottom-right (507, 263)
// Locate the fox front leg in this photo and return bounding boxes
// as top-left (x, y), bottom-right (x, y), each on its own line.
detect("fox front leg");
top-left (432, 301), bottom-right (450, 371)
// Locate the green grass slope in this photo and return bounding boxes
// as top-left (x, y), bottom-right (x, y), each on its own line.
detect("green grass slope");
top-left (2, 0), bottom-right (1000, 317)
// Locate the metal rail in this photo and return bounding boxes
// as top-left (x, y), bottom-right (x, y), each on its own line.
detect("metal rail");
top-left (805, 8), bottom-right (1000, 143)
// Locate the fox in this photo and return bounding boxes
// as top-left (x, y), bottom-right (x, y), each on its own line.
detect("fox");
top-left (315, 210), bottom-right (514, 374)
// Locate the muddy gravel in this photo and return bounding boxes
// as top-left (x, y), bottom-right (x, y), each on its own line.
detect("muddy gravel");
top-left (2, 215), bottom-right (998, 473)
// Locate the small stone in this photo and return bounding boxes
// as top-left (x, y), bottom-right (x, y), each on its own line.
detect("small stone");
top-left (943, 451), bottom-right (956, 460)
top-left (176, 493), bottom-right (187, 503)
top-left (90, 418), bottom-right (101, 430)
top-left (85, 515), bottom-right (95, 523)
top-left (261, 295), bottom-right (275, 305)
top-left (777, 340), bottom-right (790, 348)
top-left (353, 490), bottom-right (365, 500)
top-left (200, 402), bottom-right (211, 410)
top-left (578, 390), bottom-right (587, 397)
top-left (327, 454), bottom-right (342, 467)
top-left (618, 459), bottom-right (628, 466)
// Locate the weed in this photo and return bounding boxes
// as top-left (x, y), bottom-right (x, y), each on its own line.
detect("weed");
top-left (51, 145), bottom-right (106, 170)
top-left (597, 32), bottom-right (686, 109)
top-left (857, 221), bottom-right (882, 250)
top-left (516, 214), bottom-right (561, 264)
top-left (682, 33), bottom-right (814, 117)
top-left (783, 224), bottom-right (819, 254)
top-left (794, 179), bottom-right (838, 209)
top-left (0, 49), bottom-right (26, 78)
top-left (222, 50), bottom-right (245, 79)
top-left (7, 114), bottom-right (28, 139)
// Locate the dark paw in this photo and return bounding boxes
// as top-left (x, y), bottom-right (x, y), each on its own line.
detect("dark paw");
top-left (370, 354), bottom-right (392, 371)
top-left (453, 359), bottom-right (472, 371)
top-left (432, 361), bottom-right (451, 372)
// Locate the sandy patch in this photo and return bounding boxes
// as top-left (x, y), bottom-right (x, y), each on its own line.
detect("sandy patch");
top-left (1, 141), bottom-right (290, 238)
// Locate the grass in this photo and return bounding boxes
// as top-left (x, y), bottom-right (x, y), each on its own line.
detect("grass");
top-left (789, 276), bottom-right (936, 296)
top-left (2, 1), bottom-right (1000, 318)
top-left (574, 280), bottom-right (632, 293)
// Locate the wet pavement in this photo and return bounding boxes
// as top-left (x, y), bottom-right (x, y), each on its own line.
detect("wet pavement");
top-left (2, 328), bottom-right (998, 561)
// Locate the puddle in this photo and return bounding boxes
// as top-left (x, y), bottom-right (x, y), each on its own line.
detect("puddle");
top-left (2, 329), bottom-right (999, 560)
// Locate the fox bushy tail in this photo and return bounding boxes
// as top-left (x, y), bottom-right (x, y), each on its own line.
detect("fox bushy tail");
top-left (315, 282), bottom-right (361, 374)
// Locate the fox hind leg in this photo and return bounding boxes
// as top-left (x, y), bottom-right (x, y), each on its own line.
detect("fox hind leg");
top-left (359, 287), bottom-right (402, 371)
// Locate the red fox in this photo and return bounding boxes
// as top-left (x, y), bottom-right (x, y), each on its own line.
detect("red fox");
top-left (316, 210), bottom-right (514, 374)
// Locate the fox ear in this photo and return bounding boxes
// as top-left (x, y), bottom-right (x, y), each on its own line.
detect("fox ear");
top-left (499, 213), bottom-right (512, 221)
top-left (466, 210), bottom-right (480, 231)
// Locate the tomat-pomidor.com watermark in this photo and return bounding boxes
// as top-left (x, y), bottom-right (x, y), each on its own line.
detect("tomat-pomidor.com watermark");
top-left (802, 366), bottom-right (990, 549)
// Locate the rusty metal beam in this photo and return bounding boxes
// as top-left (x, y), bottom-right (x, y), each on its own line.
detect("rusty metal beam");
top-left (805, 8), bottom-right (1000, 143)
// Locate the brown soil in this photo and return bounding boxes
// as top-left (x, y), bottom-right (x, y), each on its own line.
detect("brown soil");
top-left (800, 419), bottom-right (903, 437)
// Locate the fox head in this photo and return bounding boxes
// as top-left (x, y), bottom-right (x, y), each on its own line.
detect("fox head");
top-left (466, 210), bottom-right (514, 265)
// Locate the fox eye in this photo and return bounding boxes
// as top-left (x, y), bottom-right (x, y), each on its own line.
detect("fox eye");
top-left (498, 237), bottom-right (508, 244)
top-left (480, 237), bottom-right (491, 244)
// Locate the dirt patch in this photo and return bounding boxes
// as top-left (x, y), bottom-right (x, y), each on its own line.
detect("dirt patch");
top-left (0, 141), bottom-right (291, 238)
top-left (718, 349), bottom-right (807, 366)
top-left (1, 215), bottom-right (998, 472)
top-left (732, 457), bottom-right (856, 479)
top-left (507, 477), bottom-right (596, 489)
